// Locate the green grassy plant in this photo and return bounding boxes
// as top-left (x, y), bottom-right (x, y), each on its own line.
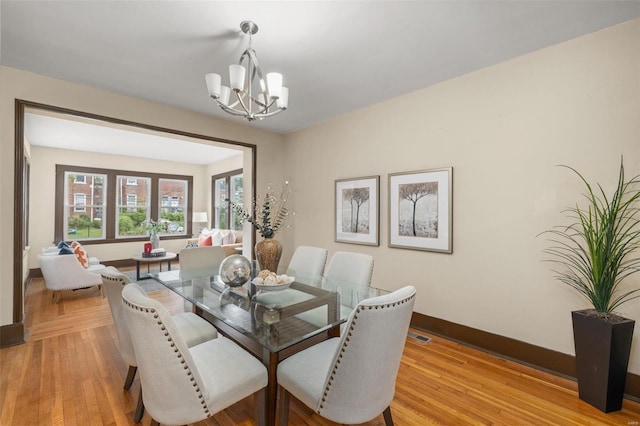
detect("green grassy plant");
top-left (542, 159), bottom-right (640, 313)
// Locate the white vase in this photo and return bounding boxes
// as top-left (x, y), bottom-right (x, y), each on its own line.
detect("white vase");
top-left (150, 233), bottom-right (160, 249)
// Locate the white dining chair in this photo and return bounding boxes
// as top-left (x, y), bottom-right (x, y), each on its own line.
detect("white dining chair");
top-left (292, 251), bottom-right (374, 329)
top-left (286, 246), bottom-right (328, 286)
top-left (121, 282), bottom-right (268, 426)
top-left (277, 286), bottom-right (416, 425)
top-left (101, 267), bottom-right (218, 422)
top-left (322, 251), bottom-right (374, 309)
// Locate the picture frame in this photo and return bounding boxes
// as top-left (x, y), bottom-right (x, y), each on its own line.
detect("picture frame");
top-left (388, 167), bottom-right (453, 253)
top-left (335, 176), bottom-right (380, 246)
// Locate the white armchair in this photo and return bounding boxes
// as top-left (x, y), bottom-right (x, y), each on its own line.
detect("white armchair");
top-left (39, 252), bottom-right (106, 303)
top-left (277, 286), bottom-right (416, 425)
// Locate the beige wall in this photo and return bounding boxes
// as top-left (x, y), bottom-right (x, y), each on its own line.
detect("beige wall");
top-left (284, 19), bottom-right (640, 373)
top-left (0, 66), bottom-right (286, 325)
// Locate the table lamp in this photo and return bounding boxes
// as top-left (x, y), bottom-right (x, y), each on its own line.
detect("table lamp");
top-left (192, 211), bottom-right (208, 234)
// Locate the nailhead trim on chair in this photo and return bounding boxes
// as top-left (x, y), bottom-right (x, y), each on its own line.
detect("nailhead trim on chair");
top-left (318, 292), bottom-right (415, 411)
top-left (122, 297), bottom-right (212, 418)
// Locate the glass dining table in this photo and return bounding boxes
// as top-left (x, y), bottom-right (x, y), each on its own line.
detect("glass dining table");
top-left (150, 269), bottom-right (383, 426)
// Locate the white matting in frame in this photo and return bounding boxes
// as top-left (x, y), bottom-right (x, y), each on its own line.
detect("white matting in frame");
top-left (388, 168), bottom-right (452, 253)
top-left (335, 176), bottom-right (379, 246)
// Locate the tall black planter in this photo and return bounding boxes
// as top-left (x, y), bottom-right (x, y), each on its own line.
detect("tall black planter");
top-left (572, 309), bottom-right (635, 412)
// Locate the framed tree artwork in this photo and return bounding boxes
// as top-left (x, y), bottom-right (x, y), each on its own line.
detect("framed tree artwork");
top-left (335, 176), bottom-right (380, 246)
top-left (388, 168), bottom-right (453, 253)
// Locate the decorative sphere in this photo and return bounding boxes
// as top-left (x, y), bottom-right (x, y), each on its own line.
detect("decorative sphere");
top-left (219, 255), bottom-right (252, 287)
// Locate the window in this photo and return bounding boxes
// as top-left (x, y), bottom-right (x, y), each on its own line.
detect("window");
top-left (160, 179), bottom-right (188, 234)
top-left (212, 169), bottom-right (243, 230)
top-left (64, 172), bottom-right (106, 240)
top-left (56, 165), bottom-right (193, 243)
top-left (117, 175), bottom-right (150, 237)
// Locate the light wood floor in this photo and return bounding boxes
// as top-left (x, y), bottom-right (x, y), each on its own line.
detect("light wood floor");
top-left (2, 276), bottom-right (640, 425)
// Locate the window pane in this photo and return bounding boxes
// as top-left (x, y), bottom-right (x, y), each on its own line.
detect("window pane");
top-left (214, 177), bottom-right (228, 229)
top-left (159, 179), bottom-right (187, 235)
top-left (64, 172), bottom-right (106, 240)
top-left (230, 174), bottom-right (244, 230)
top-left (117, 175), bottom-right (151, 237)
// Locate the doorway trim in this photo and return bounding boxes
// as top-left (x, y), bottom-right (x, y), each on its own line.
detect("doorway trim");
top-left (8, 98), bottom-right (257, 346)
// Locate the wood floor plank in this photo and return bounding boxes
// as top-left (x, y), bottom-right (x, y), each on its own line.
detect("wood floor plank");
top-left (3, 275), bottom-right (640, 425)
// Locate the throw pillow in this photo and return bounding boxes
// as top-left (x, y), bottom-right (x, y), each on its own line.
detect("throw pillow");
top-left (70, 241), bottom-right (89, 268)
top-left (57, 241), bottom-right (74, 255)
top-left (212, 230), bottom-right (223, 246)
top-left (198, 234), bottom-right (212, 247)
top-left (184, 241), bottom-right (198, 249)
top-left (222, 231), bottom-right (236, 245)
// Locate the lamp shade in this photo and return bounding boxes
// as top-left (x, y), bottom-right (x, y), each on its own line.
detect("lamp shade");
top-left (219, 86), bottom-right (231, 106)
top-left (277, 87), bottom-right (289, 109)
top-left (192, 212), bottom-right (208, 223)
top-left (266, 72), bottom-right (282, 99)
top-left (205, 73), bottom-right (222, 98)
top-left (229, 64), bottom-right (246, 91)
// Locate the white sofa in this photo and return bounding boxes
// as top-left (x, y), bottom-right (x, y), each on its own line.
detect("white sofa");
top-left (39, 248), bottom-right (106, 303)
top-left (185, 228), bottom-right (243, 257)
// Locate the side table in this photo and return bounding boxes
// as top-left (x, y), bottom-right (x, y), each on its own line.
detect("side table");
top-left (131, 252), bottom-right (177, 281)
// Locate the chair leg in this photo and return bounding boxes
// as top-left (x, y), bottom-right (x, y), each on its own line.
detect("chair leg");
top-left (251, 387), bottom-right (265, 426)
top-left (383, 406), bottom-right (394, 426)
top-left (277, 386), bottom-right (290, 426)
top-left (149, 420), bottom-right (159, 426)
top-left (123, 365), bottom-right (137, 390)
top-left (134, 386), bottom-right (145, 423)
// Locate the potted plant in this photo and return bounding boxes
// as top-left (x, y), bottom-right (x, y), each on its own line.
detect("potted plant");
top-left (542, 159), bottom-right (640, 412)
top-left (229, 181), bottom-right (291, 273)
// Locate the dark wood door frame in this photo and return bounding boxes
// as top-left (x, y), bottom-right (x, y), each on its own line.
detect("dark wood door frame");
top-left (8, 99), bottom-right (257, 346)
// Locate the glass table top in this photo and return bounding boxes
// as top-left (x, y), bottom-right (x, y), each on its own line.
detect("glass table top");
top-left (150, 270), bottom-right (383, 352)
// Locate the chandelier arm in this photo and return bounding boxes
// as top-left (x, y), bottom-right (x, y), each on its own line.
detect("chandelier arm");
top-left (216, 102), bottom-right (251, 117)
top-left (244, 49), bottom-right (269, 99)
top-left (251, 97), bottom-right (277, 115)
top-left (233, 90), bottom-right (252, 115)
top-left (253, 108), bottom-right (285, 119)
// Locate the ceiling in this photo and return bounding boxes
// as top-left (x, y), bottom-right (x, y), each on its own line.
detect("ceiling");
top-left (24, 112), bottom-right (242, 166)
top-left (2, 1), bottom-right (640, 142)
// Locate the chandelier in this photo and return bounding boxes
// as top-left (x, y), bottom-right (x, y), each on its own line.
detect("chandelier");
top-left (205, 21), bottom-right (289, 121)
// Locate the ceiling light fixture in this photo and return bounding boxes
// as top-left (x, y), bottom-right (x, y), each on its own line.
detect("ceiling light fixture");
top-left (205, 21), bottom-right (289, 122)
